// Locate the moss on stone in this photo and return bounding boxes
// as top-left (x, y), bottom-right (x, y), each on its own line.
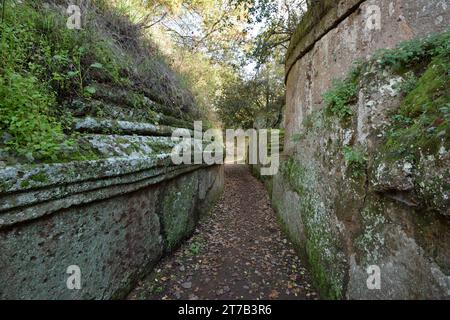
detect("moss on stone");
top-left (280, 157), bottom-right (346, 299)
top-left (382, 55), bottom-right (449, 162)
top-left (282, 25), bottom-right (449, 300)
top-left (355, 201), bottom-right (388, 266)
top-left (30, 172), bottom-right (48, 183)
top-left (146, 141), bottom-right (172, 154)
top-left (20, 180), bottom-right (30, 188)
top-left (281, 157), bottom-right (307, 195)
top-left (322, 62), bottom-right (362, 124)
top-left (162, 174), bottom-right (198, 251)
top-left (286, 0), bottom-right (340, 61)
top-left (343, 146), bottom-right (368, 179)
top-left (305, 238), bottom-right (343, 300)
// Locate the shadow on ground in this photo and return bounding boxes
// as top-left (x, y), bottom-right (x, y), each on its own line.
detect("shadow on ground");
top-left (128, 165), bottom-right (318, 300)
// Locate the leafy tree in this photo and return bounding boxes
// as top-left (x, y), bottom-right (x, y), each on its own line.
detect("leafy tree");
top-left (217, 59), bottom-right (285, 129)
top-left (245, 0), bottom-right (307, 65)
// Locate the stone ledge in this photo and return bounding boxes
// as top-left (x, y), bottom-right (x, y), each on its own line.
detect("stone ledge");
top-left (0, 161), bottom-right (208, 230)
top-left (73, 117), bottom-right (190, 136)
top-left (285, 0), bottom-right (365, 82)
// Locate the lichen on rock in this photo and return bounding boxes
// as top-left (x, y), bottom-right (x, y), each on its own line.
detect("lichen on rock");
top-left (277, 19), bottom-right (450, 298)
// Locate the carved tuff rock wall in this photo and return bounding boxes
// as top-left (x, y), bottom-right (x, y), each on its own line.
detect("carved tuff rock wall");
top-left (275, 0), bottom-right (450, 299)
top-left (0, 87), bottom-right (224, 299)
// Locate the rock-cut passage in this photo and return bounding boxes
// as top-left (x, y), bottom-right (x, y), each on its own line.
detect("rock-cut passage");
top-left (128, 165), bottom-right (318, 300)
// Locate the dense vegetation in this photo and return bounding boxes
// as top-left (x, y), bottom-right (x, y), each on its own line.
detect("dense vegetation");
top-left (322, 29), bottom-right (450, 166)
top-left (0, 0), bottom-right (303, 163)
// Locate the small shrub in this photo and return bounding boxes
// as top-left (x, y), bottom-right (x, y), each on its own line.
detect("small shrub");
top-left (0, 1), bottom-right (201, 163)
top-left (323, 79), bottom-right (358, 119)
top-left (281, 157), bottom-right (307, 194)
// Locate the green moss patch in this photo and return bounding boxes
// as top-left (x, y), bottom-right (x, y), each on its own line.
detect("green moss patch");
top-left (343, 146), bottom-right (367, 179)
top-left (280, 157), bottom-right (346, 299)
top-left (355, 201), bottom-right (388, 266)
top-left (286, 0), bottom-right (343, 61)
top-left (323, 65), bottom-right (360, 122)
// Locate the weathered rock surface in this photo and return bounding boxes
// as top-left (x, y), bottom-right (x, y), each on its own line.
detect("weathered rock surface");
top-left (276, 0), bottom-right (450, 299)
top-left (0, 98), bottom-right (224, 300)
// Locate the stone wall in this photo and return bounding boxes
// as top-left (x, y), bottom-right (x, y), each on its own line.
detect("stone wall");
top-left (276, 0), bottom-right (450, 299)
top-left (285, 0), bottom-right (449, 152)
top-left (1, 166), bottom-right (222, 299)
top-left (0, 96), bottom-right (224, 299)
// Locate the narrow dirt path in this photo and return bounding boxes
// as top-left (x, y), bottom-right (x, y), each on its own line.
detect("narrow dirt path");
top-left (128, 165), bottom-right (318, 300)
